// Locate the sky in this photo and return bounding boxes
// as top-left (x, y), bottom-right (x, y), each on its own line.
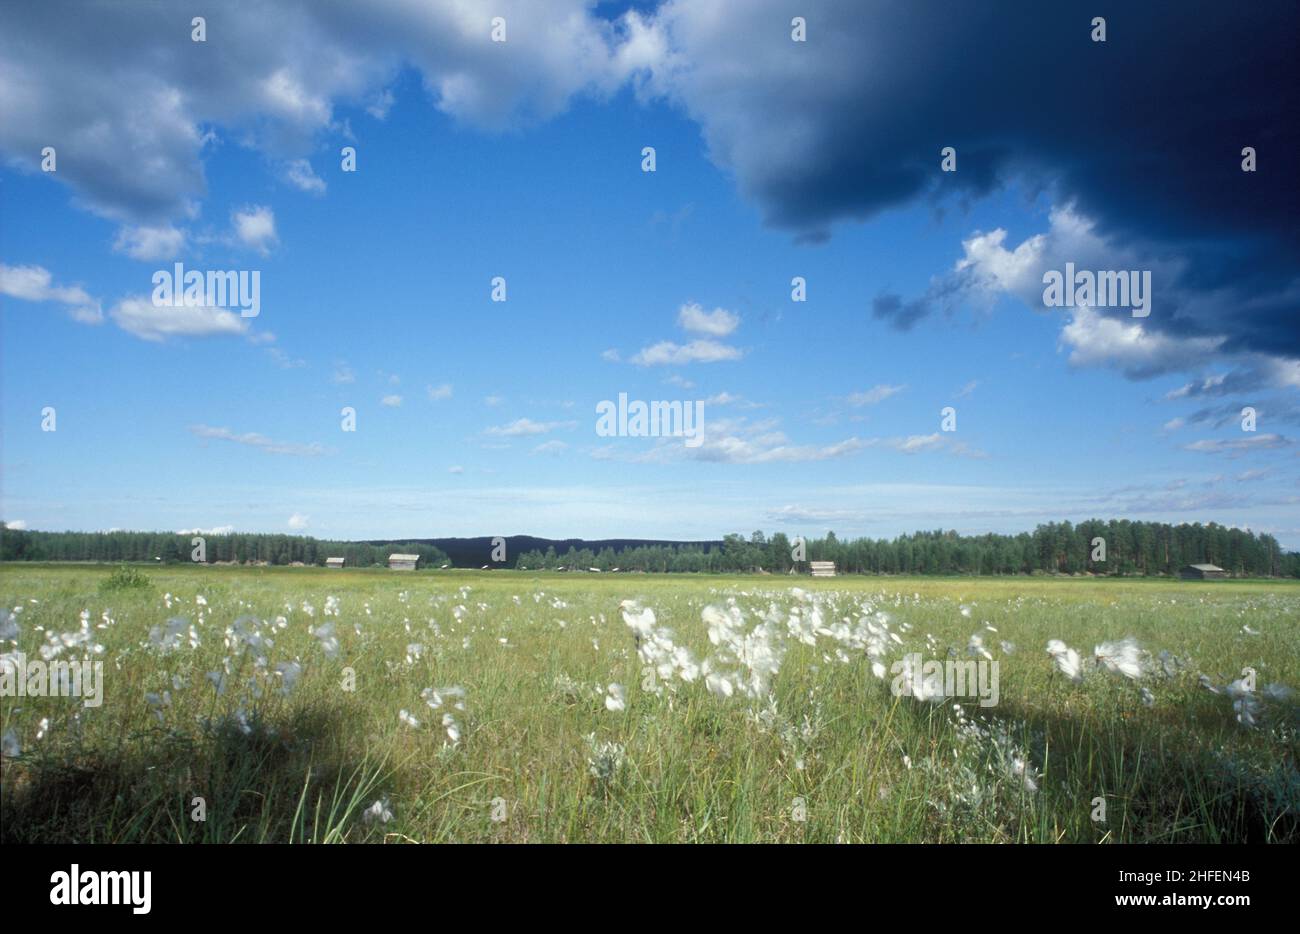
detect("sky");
top-left (1, 1), bottom-right (1298, 546)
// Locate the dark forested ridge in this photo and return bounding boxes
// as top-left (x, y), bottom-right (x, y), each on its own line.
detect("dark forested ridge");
top-left (0, 526), bottom-right (448, 569)
top-left (3, 521), bottom-right (1296, 577)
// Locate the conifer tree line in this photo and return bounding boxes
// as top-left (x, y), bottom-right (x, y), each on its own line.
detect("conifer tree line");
top-left (0, 526), bottom-right (448, 569)
top-left (515, 521), bottom-right (1296, 577)
top-left (1, 521), bottom-right (1294, 577)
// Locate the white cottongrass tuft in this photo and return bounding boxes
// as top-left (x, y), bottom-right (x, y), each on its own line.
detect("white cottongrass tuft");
top-left (1094, 638), bottom-right (1145, 681)
top-left (604, 683), bottom-right (626, 712)
top-left (362, 798), bottom-right (393, 825)
top-left (1046, 639), bottom-right (1084, 683)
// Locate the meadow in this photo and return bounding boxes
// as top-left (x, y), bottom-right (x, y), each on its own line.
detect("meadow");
top-left (1, 563), bottom-right (1296, 843)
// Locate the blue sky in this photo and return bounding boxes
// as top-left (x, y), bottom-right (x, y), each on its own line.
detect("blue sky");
top-left (2, 1), bottom-right (1297, 546)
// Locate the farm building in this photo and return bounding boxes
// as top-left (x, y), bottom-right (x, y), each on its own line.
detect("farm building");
top-left (810, 561), bottom-right (837, 578)
top-left (1179, 563), bottom-right (1226, 580)
top-left (388, 553), bottom-right (420, 571)
top-left (325, 557), bottom-right (345, 569)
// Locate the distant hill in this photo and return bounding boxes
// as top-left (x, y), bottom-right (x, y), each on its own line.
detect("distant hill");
top-left (368, 535), bottom-right (724, 568)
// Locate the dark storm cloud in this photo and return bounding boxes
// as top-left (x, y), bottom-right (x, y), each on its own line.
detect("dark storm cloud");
top-left (648, 0), bottom-right (1299, 358)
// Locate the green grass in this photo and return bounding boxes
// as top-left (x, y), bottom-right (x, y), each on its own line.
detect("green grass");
top-left (1, 563), bottom-right (1297, 843)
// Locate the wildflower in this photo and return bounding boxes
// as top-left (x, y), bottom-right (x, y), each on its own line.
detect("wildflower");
top-left (399, 709), bottom-right (420, 729)
top-left (312, 622), bottom-right (339, 659)
top-left (1094, 638), bottom-right (1145, 680)
top-left (1262, 683), bottom-right (1293, 702)
top-left (274, 661), bottom-right (302, 696)
top-left (362, 798), bottom-right (393, 825)
top-left (605, 683), bottom-right (626, 712)
top-left (706, 671), bottom-right (734, 698)
top-left (441, 712), bottom-right (460, 743)
top-left (585, 733), bottom-right (626, 783)
top-left (1046, 640), bottom-right (1083, 683)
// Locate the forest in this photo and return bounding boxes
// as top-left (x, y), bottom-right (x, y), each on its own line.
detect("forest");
top-left (1, 520), bottom-right (1294, 577)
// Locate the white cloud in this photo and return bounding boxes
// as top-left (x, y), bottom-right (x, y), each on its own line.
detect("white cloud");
top-left (188, 424), bottom-right (327, 457)
top-left (177, 525), bottom-right (235, 535)
top-left (0, 1), bottom-right (650, 224)
top-left (4, 519), bottom-right (27, 530)
top-left (1183, 434), bottom-right (1290, 456)
top-left (112, 224), bottom-right (186, 261)
top-left (1060, 306), bottom-right (1224, 377)
top-left (533, 440), bottom-right (568, 455)
top-left (287, 512), bottom-right (309, 530)
top-left (284, 159), bottom-right (326, 195)
top-left (677, 302), bottom-right (739, 337)
top-left (703, 391), bottom-right (742, 405)
top-left (448, 465), bottom-right (465, 474)
top-left (381, 394), bottom-right (403, 407)
top-left (426, 383), bottom-right (453, 401)
top-left (847, 384), bottom-right (904, 406)
top-left (232, 205), bottom-right (278, 254)
top-left (332, 364), bottom-right (356, 384)
top-left (0, 263), bottom-right (102, 323)
top-left (110, 295), bottom-right (249, 342)
top-left (630, 338), bottom-right (743, 366)
top-left (486, 418), bottom-right (576, 437)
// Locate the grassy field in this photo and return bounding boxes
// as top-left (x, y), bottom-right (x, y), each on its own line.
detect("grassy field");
top-left (1, 563), bottom-right (1297, 843)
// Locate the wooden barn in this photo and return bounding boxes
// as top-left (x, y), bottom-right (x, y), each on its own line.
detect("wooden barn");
top-left (1179, 563), bottom-right (1226, 580)
top-left (810, 561), bottom-right (837, 578)
top-left (325, 557), bottom-right (345, 569)
top-left (388, 553), bottom-right (420, 571)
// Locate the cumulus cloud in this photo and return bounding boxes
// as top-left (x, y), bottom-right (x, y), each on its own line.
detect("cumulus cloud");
top-left (885, 206), bottom-right (1298, 396)
top-left (231, 205), bottom-right (278, 254)
top-left (0, 0), bottom-right (650, 224)
top-left (0, 263), bottom-right (102, 324)
top-left (677, 302), bottom-right (739, 337)
top-left (630, 338), bottom-right (742, 366)
top-left (112, 224), bottom-right (186, 261)
top-left (110, 296), bottom-right (249, 342)
top-left (287, 512), bottom-right (309, 530)
top-left (381, 394), bottom-right (402, 407)
top-left (426, 383), bottom-right (453, 401)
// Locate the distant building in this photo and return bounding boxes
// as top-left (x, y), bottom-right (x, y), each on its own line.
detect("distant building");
top-left (388, 553), bottom-right (420, 571)
top-left (810, 561), bottom-right (837, 578)
top-left (325, 557), bottom-right (345, 569)
top-left (1180, 563), bottom-right (1226, 580)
